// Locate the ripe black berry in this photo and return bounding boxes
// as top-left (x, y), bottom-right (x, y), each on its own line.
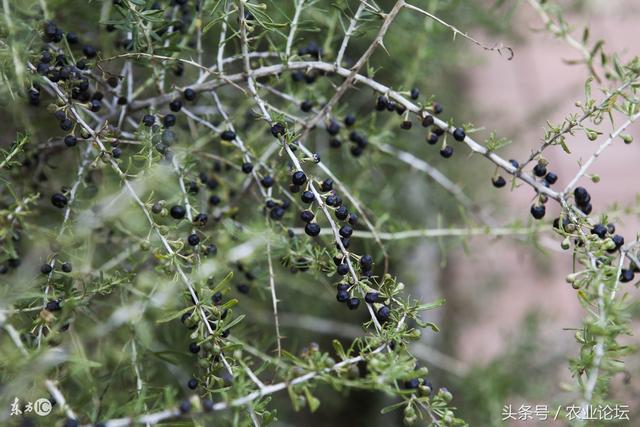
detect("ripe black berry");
top-left (545, 172), bottom-right (558, 185)
top-left (591, 224), bottom-right (607, 239)
top-left (427, 133), bottom-right (439, 145)
top-left (533, 163), bottom-right (547, 177)
top-left (270, 206), bottom-right (285, 220)
top-left (401, 120), bottom-right (412, 130)
top-left (193, 213), bottom-right (208, 226)
top-left (202, 399), bottom-right (214, 412)
top-left (422, 115), bottom-right (434, 127)
top-left (432, 102), bottom-right (443, 114)
top-left (241, 162), bottom-right (253, 173)
top-left (365, 292), bottom-right (379, 303)
top-left (64, 135), bottom-right (77, 147)
top-left (170, 205), bottom-right (187, 219)
top-left (341, 238), bottom-right (350, 249)
top-left (292, 171), bottom-right (307, 185)
top-left (339, 225), bottom-right (353, 238)
top-left (335, 205), bottom-right (348, 220)
top-left (90, 99), bottom-right (102, 112)
top-left (321, 179), bottom-right (333, 192)
top-left (61, 262), bottom-right (72, 273)
top-left (112, 147), bottom-right (122, 158)
top-left (337, 263), bottom-right (349, 275)
top-left (574, 187), bottom-right (591, 205)
top-left (41, 263), bottom-right (53, 274)
top-left (179, 400), bottom-right (191, 414)
top-left (189, 342), bottom-right (200, 353)
top-left (452, 127), bottom-right (466, 141)
top-left (530, 205), bottom-right (545, 219)
top-left (336, 282), bottom-right (349, 291)
top-left (377, 305), bottom-right (390, 321)
top-left (60, 119), bottom-right (73, 131)
top-left (261, 176), bottom-right (274, 188)
top-left (580, 203), bottom-right (593, 215)
top-left (51, 193), bottom-right (68, 208)
top-left (183, 88), bottom-right (196, 101)
top-left (63, 418), bottom-right (79, 427)
top-left (440, 146), bottom-right (453, 158)
top-left (300, 100), bottom-right (313, 112)
top-left (344, 114), bottom-right (356, 127)
top-left (188, 234), bottom-right (200, 246)
top-left (492, 176), bottom-right (506, 188)
top-left (46, 300), bottom-right (61, 311)
top-left (305, 223), bottom-right (320, 236)
top-left (271, 122), bottom-right (285, 137)
top-left (82, 45), bottom-right (97, 58)
top-left (142, 114), bottom-right (155, 127)
top-left (620, 269), bottom-right (634, 283)
top-left (350, 146), bottom-right (364, 157)
top-left (609, 234), bottom-right (624, 251)
top-left (301, 191), bottom-right (315, 204)
top-left (336, 290), bottom-right (349, 302)
top-left (205, 244), bottom-right (217, 256)
top-left (220, 130), bottom-right (236, 141)
top-left (376, 96), bottom-right (389, 111)
top-left (300, 210), bottom-right (314, 223)
top-left (346, 298), bottom-right (360, 310)
top-left (169, 99), bottom-right (182, 112)
top-left (163, 114), bottom-right (176, 127)
top-left (327, 119), bottom-right (340, 135)
top-left (360, 255), bottom-right (373, 269)
top-left (410, 87), bottom-right (420, 100)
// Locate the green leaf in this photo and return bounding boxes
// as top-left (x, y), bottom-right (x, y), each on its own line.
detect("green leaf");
top-left (303, 387), bottom-right (320, 412)
top-left (156, 306), bottom-right (193, 324)
top-left (222, 314), bottom-right (246, 331)
top-left (212, 271), bottom-right (234, 293)
top-left (332, 339), bottom-right (347, 360)
top-left (381, 400), bottom-right (406, 414)
top-left (417, 298), bottom-right (445, 311)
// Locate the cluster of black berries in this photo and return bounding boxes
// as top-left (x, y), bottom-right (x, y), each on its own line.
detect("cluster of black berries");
top-left (235, 263), bottom-right (256, 295)
top-left (573, 186), bottom-right (593, 215)
top-left (181, 289), bottom-right (233, 391)
top-left (40, 260), bottom-right (73, 275)
top-left (165, 203), bottom-right (219, 255)
top-left (325, 112), bottom-right (370, 157)
top-left (37, 21), bottom-right (99, 97)
top-left (492, 159), bottom-right (520, 188)
top-left (142, 88), bottom-right (196, 129)
top-left (110, 0), bottom-right (197, 52)
top-left (528, 161), bottom-right (561, 219)
top-left (590, 222), bottom-right (624, 251)
top-left (375, 94), bottom-right (456, 158)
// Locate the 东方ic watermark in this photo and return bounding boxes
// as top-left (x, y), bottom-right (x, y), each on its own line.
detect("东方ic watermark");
top-left (9, 397), bottom-right (52, 417)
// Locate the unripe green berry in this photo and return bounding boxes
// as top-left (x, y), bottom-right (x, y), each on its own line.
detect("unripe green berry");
top-left (403, 405), bottom-right (417, 425)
